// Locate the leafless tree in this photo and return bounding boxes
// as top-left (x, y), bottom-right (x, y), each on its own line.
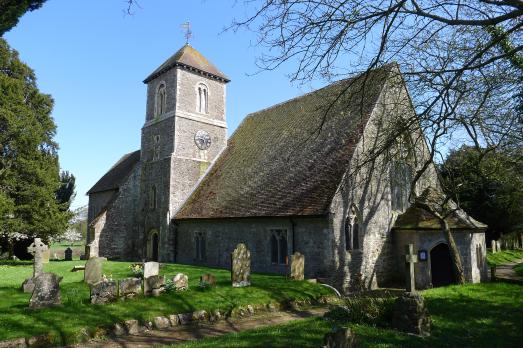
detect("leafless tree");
top-left (231, 0), bottom-right (523, 284)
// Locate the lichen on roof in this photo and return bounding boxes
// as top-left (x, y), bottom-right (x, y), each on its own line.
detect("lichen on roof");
top-left (143, 44), bottom-right (229, 83)
top-left (175, 65), bottom-right (396, 220)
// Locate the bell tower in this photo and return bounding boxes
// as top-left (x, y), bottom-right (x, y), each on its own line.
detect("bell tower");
top-left (140, 44), bottom-right (230, 261)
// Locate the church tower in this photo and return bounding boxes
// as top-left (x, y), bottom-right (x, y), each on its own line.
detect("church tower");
top-left (140, 44), bottom-right (229, 261)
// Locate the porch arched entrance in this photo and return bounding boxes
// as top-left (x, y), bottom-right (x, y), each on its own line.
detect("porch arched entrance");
top-left (430, 243), bottom-right (455, 287)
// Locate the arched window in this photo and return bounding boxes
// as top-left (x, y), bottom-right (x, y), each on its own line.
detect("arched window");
top-left (195, 232), bottom-right (206, 261)
top-left (197, 83), bottom-right (208, 114)
top-left (345, 206), bottom-right (361, 251)
top-left (147, 230), bottom-right (159, 261)
top-left (152, 134), bottom-right (160, 161)
top-left (155, 83), bottom-right (166, 116)
top-left (270, 229), bottom-right (288, 265)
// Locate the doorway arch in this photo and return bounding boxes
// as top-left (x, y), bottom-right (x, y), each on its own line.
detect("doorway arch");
top-left (148, 229), bottom-right (159, 261)
top-left (430, 243), bottom-right (455, 287)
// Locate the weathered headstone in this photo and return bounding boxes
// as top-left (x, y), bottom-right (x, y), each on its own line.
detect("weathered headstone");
top-left (491, 240), bottom-right (497, 253)
top-left (143, 261), bottom-right (159, 278)
top-left (29, 272), bottom-right (62, 309)
top-left (21, 278), bottom-right (35, 293)
top-left (173, 273), bottom-right (189, 291)
top-left (119, 278), bottom-right (142, 299)
top-left (290, 252), bottom-right (305, 280)
top-left (27, 238), bottom-right (48, 278)
top-left (200, 273), bottom-right (216, 286)
top-left (64, 247), bottom-right (73, 261)
top-left (496, 240), bottom-right (501, 252)
top-left (84, 257), bottom-right (106, 285)
top-left (145, 275), bottom-right (165, 296)
top-left (322, 327), bottom-right (357, 348)
top-left (404, 244), bottom-right (418, 293)
top-left (231, 243), bottom-right (251, 287)
top-left (391, 292), bottom-right (431, 336)
top-left (90, 280), bottom-right (118, 304)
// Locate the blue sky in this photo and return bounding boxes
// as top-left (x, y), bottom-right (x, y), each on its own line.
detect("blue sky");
top-left (4, 0), bottom-right (324, 209)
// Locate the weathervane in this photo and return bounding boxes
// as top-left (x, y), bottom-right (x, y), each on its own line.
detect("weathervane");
top-left (181, 21), bottom-right (192, 44)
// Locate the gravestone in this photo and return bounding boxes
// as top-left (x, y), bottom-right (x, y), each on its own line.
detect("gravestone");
top-left (119, 278), bottom-right (142, 299)
top-left (404, 244), bottom-right (418, 293)
top-left (90, 280), bottom-right (118, 304)
top-left (84, 257), bottom-right (106, 285)
top-left (322, 327), bottom-right (357, 348)
top-left (143, 261), bottom-right (159, 278)
top-left (145, 275), bottom-right (165, 296)
top-left (231, 243), bottom-right (251, 287)
top-left (42, 249), bottom-right (50, 264)
top-left (27, 238), bottom-right (48, 278)
top-left (64, 247), bottom-right (73, 261)
top-left (29, 272), bottom-right (62, 309)
top-left (21, 278), bottom-right (35, 293)
top-left (200, 273), bottom-right (216, 286)
top-left (491, 240), bottom-right (497, 253)
top-left (173, 273), bottom-right (189, 291)
top-left (496, 240), bottom-right (501, 252)
top-left (392, 292), bottom-right (431, 336)
top-left (290, 252), bottom-right (305, 280)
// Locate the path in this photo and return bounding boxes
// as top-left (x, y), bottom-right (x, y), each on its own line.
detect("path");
top-left (495, 259), bottom-right (523, 284)
top-left (72, 307), bottom-right (329, 348)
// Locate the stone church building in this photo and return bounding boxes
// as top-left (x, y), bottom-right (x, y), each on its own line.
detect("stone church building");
top-left (87, 44), bottom-right (488, 291)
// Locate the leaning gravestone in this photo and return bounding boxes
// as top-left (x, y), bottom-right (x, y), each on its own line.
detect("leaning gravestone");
top-left (231, 243), bottom-right (251, 287)
top-left (29, 273), bottom-right (62, 309)
top-left (22, 238), bottom-right (49, 293)
top-left (64, 247), bottom-right (73, 261)
top-left (391, 292), bottom-right (431, 336)
top-left (119, 278), bottom-right (142, 299)
top-left (84, 257), bottom-right (106, 285)
top-left (290, 252), bottom-right (305, 280)
top-left (90, 280), bottom-right (118, 304)
top-left (145, 275), bottom-right (165, 296)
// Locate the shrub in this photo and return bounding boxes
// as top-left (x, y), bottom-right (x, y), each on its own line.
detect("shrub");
top-left (129, 263), bottom-right (143, 278)
top-left (325, 293), bottom-right (395, 327)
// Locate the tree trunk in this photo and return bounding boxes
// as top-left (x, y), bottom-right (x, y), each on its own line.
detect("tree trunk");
top-left (439, 217), bottom-right (466, 284)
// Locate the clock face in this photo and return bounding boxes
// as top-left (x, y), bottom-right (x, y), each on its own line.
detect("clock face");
top-left (194, 130), bottom-right (212, 150)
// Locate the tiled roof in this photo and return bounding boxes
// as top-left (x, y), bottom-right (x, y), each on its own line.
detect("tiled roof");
top-left (175, 66), bottom-right (395, 219)
top-left (394, 187), bottom-right (487, 230)
top-left (143, 44), bottom-right (229, 83)
top-left (87, 150), bottom-right (140, 195)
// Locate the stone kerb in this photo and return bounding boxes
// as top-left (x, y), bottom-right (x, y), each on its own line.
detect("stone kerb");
top-left (231, 243), bottom-right (251, 287)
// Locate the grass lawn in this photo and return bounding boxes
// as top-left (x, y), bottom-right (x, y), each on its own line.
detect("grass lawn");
top-left (172, 282), bottom-right (523, 348)
top-left (486, 249), bottom-right (523, 266)
top-left (0, 260), bottom-right (332, 345)
top-left (514, 263), bottom-right (523, 277)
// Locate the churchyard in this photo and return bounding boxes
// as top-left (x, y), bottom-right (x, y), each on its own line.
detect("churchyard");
top-left (0, 254), bottom-right (332, 346)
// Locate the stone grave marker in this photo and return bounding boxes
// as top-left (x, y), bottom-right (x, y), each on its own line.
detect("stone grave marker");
top-left (200, 273), bottom-right (216, 286)
top-left (145, 275), bottom-right (165, 296)
top-left (290, 252), bottom-right (305, 280)
top-left (391, 292), bottom-right (431, 336)
top-left (143, 261), bottom-right (159, 278)
top-left (119, 278), bottom-right (142, 299)
top-left (84, 257), bottom-right (106, 285)
top-left (404, 244), bottom-right (418, 293)
top-left (231, 243), bottom-right (251, 287)
top-left (173, 273), bottom-right (189, 291)
top-left (64, 247), bottom-right (73, 261)
top-left (491, 240), bottom-right (497, 253)
top-left (29, 273), bottom-right (62, 309)
top-left (27, 238), bottom-right (48, 278)
top-left (322, 327), bottom-right (357, 348)
top-left (90, 280), bottom-right (118, 304)
top-left (496, 240), bottom-right (501, 252)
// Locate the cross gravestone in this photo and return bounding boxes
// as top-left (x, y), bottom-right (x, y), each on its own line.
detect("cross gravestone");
top-left (231, 243), bottom-right (251, 287)
top-left (64, 247), bottom-right (73, 261)
top-left (84, 257), bottom-right (106, 285)
top-left (405, 244), bottom-right (418, 293)
top-left (27, 238), bottom-right (48, 278)
top-left (290, 252), bottom-right (305, 280)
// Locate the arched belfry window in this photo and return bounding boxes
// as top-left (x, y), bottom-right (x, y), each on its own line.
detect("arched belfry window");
top-left (155, 83), bottom-right (166, 116)
top-left (345, 205), bottom-right (361, 251)
top-left (197, 83), bottom-right (208, 114)
top-left (270, 229), bottom-right (288, 265)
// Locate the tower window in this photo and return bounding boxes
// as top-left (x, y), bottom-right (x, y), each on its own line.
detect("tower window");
top-left (270, 229), bottom-right (288, 265)
top-left (197, 83), bottom-right (208, 114)
top-left (155, 83), bottom-right (166, 116)
top-left (153, 135), bottom-right (160, 161)
top-left (150, 185), bottom-right (157, 210)
top-left (345, 206), bottom-right (361, 251)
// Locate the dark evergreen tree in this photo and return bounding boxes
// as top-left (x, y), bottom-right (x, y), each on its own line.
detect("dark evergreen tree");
top-left (0, 38), bottom-right (70, 252)
top-left (0, 1), bottom-right (47, 36)
top-left (56, 171), bottom-right (76, 211)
